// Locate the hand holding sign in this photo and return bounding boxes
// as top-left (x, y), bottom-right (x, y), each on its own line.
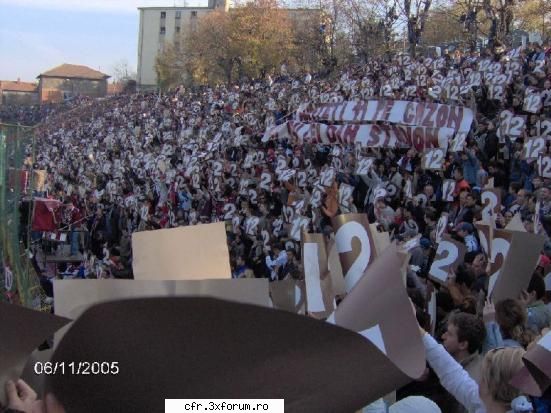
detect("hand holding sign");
top-left (356, 157), bottom-right (375, 175)
top-left (497, 110), bottom-right (526, 139)
top-left (489, 230), bottom-right (544, 301)
top-left (488, 75), bottom-right (507, 101)
top-left (278, 169), bottom-right (296, 182)
top-left (435, 214), bottom-right (448, 244)
top-left (245, 216), bottom-right (260, 236)
top-left (328, 245), bottom-right (425, 380)
top-left (422, 148), bottom-right (445, 170)
top-left (0, 303), bottom-right (71, 407)
top-left (259, 172), bottom-right (272, 191)
top-left (481, 189), bottom-right (501, 222)
top-left (537, 155), bottom-right (551, 178)
top-left (338, 184), bottom-right (354, 212)
top-left (332, 214), bottom-right (375, 293)
top-left (524, 89), bottom-right (543, 114)
top-left (320, 167), bottom-right (336, 187)
top-left (302, 233), bottom-right (336, 318)
top-left (449, 132), bottom-right (467, 152)
top-left (290, 215), bottom-right (310, 241)
top-left (523, 137), bottom-right (545, 161)
top-left (429, 235), bottom-right (467, 284)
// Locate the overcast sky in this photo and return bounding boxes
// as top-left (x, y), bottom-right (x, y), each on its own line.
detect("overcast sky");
top-left (0, 0), bottom-right (206, 82)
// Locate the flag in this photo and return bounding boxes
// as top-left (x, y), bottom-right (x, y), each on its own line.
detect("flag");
top-left (7, 168), bottom-right (29, 193)
top-left (32, 198), bottom-right (63, 232)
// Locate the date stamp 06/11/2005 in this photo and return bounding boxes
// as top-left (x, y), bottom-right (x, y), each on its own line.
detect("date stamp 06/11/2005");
top-left (33, 361), bottom-right (120, 376)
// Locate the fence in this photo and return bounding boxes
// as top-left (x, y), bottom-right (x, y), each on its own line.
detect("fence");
top-left (0, 123), bottom-right (46, 309)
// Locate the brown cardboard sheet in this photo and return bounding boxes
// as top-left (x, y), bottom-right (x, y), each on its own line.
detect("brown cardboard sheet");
top-left (132, 222), bottom-right (231, 280)
top-left (0, 303), bottom-right (70, 405)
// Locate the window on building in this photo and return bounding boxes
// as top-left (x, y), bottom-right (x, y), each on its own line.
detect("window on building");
top-left (175, 41), bottom-right (180, 50)
top-left (160, 26), bottom-right (166, 35)
top-left (176, 11), bottom-right (181, 19)
top-left (160, 11), bottom-right (166, 19)
top-left (176, 26), bottom-right (181, 33)
top-left (191, 11), bottom-right (197, 17)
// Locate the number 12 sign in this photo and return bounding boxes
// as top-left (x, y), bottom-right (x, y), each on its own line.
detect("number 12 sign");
top-left (422, 148), bottom-right (446, 170)
top-left (429, 235), bottom-right (467, 284)
top-left (538, 155), bottom-right (551, 178)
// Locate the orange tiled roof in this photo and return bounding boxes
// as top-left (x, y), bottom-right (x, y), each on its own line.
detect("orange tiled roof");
top-left (0, 80), bottom-right (38, 93)
top-left (38, 64), bottom-right (110, 80)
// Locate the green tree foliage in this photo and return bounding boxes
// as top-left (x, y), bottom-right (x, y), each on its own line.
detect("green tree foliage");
top-left (515, 0), bottom-right (551, 36)
top-left (156, 0), bottom-right (318, 87)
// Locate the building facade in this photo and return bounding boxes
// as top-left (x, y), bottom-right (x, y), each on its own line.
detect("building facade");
top-left (137, 0), bottom-right (229, 89)
top-left (136, 1), bottom-right (324, 89)
top-left (37, 64), bottom-right (110, 103)
top-left (0, 80), bottom-right (39, 106)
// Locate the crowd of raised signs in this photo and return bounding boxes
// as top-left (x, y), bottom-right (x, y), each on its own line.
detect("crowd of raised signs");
top-left (3, 43), bottom-right (551, 412)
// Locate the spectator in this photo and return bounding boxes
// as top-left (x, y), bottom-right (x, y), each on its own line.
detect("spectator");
top-left (521, 274), bottom-right (551, 334)
top-left (455, 222), bottom-right (480, 253)
top-left (484, 299), bottom-right (534, 351)
top-left (440, 312), bottom-right (486, 413)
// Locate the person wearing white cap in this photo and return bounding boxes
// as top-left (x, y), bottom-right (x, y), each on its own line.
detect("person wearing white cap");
top-left (362, 396), bottom-right (442, 412)
top-left (389, 396), bottom-right (442, 412)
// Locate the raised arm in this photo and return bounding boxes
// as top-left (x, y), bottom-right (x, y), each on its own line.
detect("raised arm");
top-left (422, 332), bottom-right (485, 413)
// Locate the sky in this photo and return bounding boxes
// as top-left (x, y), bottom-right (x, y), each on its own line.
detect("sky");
top-left (0, 0), bottom-right (206, 82)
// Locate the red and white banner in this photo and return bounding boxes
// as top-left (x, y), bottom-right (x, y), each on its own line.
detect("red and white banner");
top-left (264, 100), bottom-right (473, 149)
top-left (263, 120), bottom-right (454, 151)
top-left (296, 100), bottom-right (474, 132)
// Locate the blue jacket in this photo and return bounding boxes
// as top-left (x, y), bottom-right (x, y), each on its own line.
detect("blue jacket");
top-left (483, 321), bottom-right (522, 353)
top-left (456, 152), bottom-right (479, 186)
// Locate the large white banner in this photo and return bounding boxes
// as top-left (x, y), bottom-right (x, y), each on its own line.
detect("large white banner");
top-left (263, 120), bottom-right (455, 150)
top-left (296, 100), bottom-right (474, 133)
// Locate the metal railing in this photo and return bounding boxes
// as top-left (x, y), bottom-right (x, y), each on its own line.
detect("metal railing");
top-left (0, 123), bottom-right (46, 308)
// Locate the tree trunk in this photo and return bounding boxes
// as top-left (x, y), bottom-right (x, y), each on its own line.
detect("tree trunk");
top-left (408, 23), bottom-right (417, 57)
top-left (226, 68), bottom-right (232, 85)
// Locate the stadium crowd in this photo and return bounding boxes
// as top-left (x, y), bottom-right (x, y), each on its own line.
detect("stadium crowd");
top-left (2, 43), bottom-right (551, 413)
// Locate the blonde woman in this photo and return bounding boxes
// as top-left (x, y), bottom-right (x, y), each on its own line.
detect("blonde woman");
top-left (422, 327), bottom-right (533, 413)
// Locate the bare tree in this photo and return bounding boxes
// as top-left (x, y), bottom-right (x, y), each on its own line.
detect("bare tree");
top-left (319, 0), bottom-right (398, 62)
top-left (482, 0), bottom-right (516, 48)
top-left (111, 59), bottom-right (137, 83)
top-left (399, 0), bottom-right (434, 56)
top-left (346, 0), bottom-right (398, 60)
